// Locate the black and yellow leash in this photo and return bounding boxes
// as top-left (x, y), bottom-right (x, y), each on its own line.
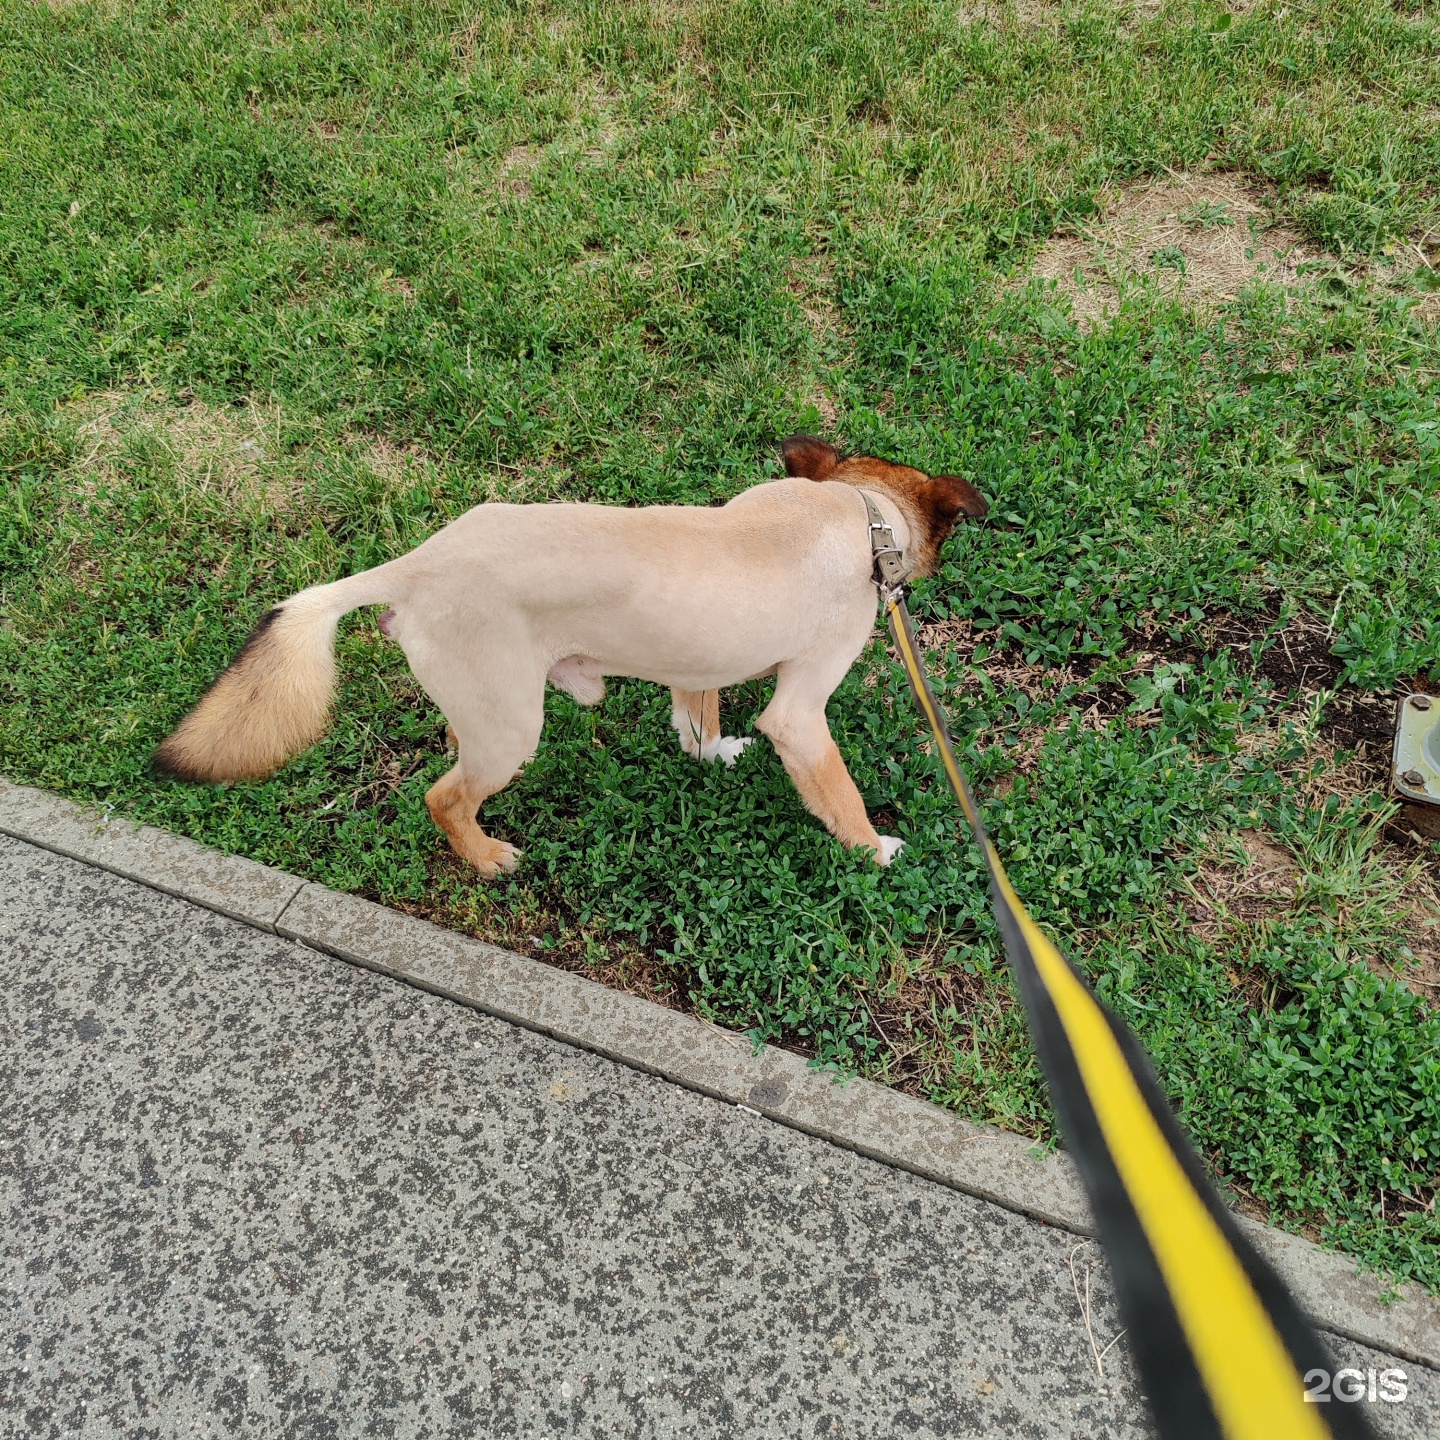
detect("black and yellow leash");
top-left (865, 498), bottom-right (1371, 1440)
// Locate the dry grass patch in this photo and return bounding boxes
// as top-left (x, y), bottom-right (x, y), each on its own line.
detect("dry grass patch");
top-left (916, 599), bottom-right (1440, 1004)
top-left (1030, 172), bottom-right (1315, 324)
top-left (32, 0), bottom-right (128, 10)
top-left (489, 454), bottom-right (573, 500)
top-left (786, 255), bottom-right (847, 340)
top-left (349, 431), bottom-right (430, 483)
top-left (378, 271), bottom-right (415, 301)
top-left (1184, 830), bottom-right (1301, 945)
top-left (958, 0), bottom-right (1061, 28)
top-left (810, 388), bottom-right (839, 429)
top-left (863, 941), bottom-right (1022, 1099)
top-left (1392, 890), bottom-right (1440, 1002)
top-left (784, 254), bottom-right (846, 428)
top-left (406, 880), bottom-right (692, 1015)
top-left (1181, 819), bottom-right (1440, 1005)
top-left (500, 143), bottom-right (544, 197)
top-left (66, 391), bottom-right (290, 511)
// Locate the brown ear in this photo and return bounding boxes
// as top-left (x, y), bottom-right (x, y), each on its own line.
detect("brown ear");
top-left (781, 435), bottom-right (843, 481)
top-left (930, 475), bottom-right (988, 521)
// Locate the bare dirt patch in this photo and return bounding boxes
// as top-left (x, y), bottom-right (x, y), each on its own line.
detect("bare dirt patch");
top-left (1185, 831), bottom-right (1300, 944)
top-left (1029, 172), bottom-right (1315, 324)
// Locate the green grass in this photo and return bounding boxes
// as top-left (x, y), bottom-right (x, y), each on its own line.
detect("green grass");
top-left (2, 0), bottom-right (1439, 1290)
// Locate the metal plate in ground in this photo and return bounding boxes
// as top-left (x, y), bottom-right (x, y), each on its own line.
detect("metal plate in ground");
top-left (1392, 693), bottom-right (1440, 807)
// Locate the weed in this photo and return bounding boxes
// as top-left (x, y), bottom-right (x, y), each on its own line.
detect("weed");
top-left (1179, 200), bottom-right (1235, 230)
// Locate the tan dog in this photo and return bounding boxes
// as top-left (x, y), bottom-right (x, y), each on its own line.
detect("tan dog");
top-left (154, 437), bottom-right (986, 876)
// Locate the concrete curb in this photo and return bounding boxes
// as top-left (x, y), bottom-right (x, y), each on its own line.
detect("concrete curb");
top-left (3, 776), bottom-right (1437, 1371)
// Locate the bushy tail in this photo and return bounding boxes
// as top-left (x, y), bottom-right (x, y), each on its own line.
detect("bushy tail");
top-left (153, 566), bottom-right (399, 784)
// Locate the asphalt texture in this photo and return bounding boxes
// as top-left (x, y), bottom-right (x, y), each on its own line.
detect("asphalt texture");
top-left (2, 834), bottom-right (1435, 1440)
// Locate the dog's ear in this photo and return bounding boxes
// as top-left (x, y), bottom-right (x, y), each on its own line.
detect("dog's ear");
top-left (928, 475), bottom-right (989, 522)
top-left (781, 435), bottom-right (843, 481)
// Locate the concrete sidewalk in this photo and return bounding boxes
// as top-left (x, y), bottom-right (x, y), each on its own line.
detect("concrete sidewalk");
top-left (1, 833), bottom-right (1435, 1439)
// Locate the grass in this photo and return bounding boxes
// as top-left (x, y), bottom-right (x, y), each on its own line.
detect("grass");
top-left (2, 0), bottom-right (1439, 1290)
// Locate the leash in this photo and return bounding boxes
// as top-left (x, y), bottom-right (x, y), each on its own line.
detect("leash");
top-left (865, 495), bottom-right (1371, 1440)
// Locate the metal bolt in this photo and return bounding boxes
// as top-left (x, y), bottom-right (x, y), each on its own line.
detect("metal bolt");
top-left (1402, 769), bottom-right (1426, 788)
top-left (1411, 695), bottom-right (1433, 711)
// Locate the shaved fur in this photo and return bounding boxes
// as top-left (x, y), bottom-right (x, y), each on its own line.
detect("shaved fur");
top-left (154, 439), bottom-right (986, 876)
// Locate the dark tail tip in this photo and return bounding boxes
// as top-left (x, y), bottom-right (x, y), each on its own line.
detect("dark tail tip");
top-left (150, 735), bottom-right (204, 783)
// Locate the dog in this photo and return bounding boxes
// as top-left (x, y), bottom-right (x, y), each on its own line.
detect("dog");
top-left (153, 436), bottom-right (986, 876)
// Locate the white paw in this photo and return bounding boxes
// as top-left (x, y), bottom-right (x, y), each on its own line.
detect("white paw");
top-left (875, 835), bottom-right (905, 866)
top-left (704, 735), bottom-right (753, 768)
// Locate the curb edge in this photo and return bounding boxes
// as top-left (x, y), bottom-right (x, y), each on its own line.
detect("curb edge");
top-left (2, 777), bottom-right (1435, 1370)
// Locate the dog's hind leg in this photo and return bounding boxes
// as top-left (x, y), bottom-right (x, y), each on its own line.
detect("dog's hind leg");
top-left (425, 687), bottom-right (545, 879)
top-left (754, 664), bottom-right (902, 865)
top-left (426, 766), bottom-right (517, 877)
top-left (670, 688), bottom-right (752, 767)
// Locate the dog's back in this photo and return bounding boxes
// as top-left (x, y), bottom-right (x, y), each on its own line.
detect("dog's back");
top-left (381, 478), bottom-right (882, 693)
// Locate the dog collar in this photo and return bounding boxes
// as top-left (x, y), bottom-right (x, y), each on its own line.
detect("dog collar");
top-left (861, 490), bottom-right (909, 595)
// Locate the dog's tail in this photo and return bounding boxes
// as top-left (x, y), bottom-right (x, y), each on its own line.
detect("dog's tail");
top-left (152, 563), bottom-right (404, 784)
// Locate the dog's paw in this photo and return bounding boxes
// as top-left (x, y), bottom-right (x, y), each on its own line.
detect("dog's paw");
top-left (476, 841), bottom-right (523, 878)
top-left (706, 735), bottom-right (753, 768)
top-left (875, 835), bottom-right (905, 866)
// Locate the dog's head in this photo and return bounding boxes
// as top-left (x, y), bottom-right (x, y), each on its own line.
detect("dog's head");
top-left (780, 435), bottom-right (987, 577)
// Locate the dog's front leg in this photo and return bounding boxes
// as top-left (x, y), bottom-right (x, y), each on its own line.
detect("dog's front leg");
top-left (670, 688), bottom-right (752, 767)
top-left (754, 699), bottom-right (903, 865)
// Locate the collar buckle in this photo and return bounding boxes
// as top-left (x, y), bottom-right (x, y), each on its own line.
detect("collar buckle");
top-left (861, 492), bottom-right (909, 594)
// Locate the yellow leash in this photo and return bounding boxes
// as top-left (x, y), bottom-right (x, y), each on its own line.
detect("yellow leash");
top-left (882, 585), bottom-right (1370, 1440)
